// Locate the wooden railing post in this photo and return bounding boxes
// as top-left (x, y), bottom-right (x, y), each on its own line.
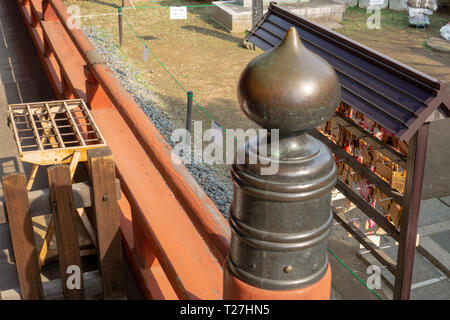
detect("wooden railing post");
top-left (42, 0), bottom-right (55, 58)
top-left (42, 0), bottom-right (58, 21)
top-left (131, 210), bottom-right (155, 269)
top-left (87, 147), bottom-right (126, 300)
top-left (61, 76), bottom-right (75, 100)
top-left (83, 51), bottom-right (113, 110)
top-left (394, 123), bottom-right (430, 300)
top-left (2, 173), bottom-right (44, 300)
top-left (118, 7), bottom-right (123, 47)
top-left (48, 165), bottom-right (84, 300)
top-left (224, 27), bottom-right (340, 299)
top-left (43, 38), bottom-right (53, 58)
top-left (31, 9), bottom-right (39, 27)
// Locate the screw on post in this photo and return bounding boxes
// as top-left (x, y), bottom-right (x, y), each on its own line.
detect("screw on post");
top-left (118, 7), bottom-right (123, 47)
top-left (223, 27), bottom-right (341, 299)
top-left (186, 90), bottom-right (193, 133)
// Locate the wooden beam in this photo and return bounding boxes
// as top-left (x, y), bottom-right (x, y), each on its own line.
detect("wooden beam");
top-left (334, 113), bottom-right (407, 169)
top-left (332, 209), bottom-right (396, 274)
top-left (311, 130), bottom-right (404, 206)
top-left (335, 180), bottom-right (400, 242)
top-left (0, 180), bottom-right (121, 218)
top-left (47, 165), bottom-right (84, 299)
top-left (88, 147), bottom-right (126, 300)
top-left (1, 173), bottom-right (44, 300)
top-left (394, 123), bottom-right (430, 300)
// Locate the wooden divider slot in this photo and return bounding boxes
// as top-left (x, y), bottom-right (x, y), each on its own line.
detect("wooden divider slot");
top-left (2, 173), bottom-right (44, 300)
top-left (48, 165), bottom-right (84, 300)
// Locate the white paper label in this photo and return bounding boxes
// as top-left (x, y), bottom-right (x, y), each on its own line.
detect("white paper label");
top-left (143, 46), bottom-right (149, 63)
top-left (170, 6), bottom-right (187, 20)
top-left (369, 0), bottom-right (384, 6)
top-left (359, 235), bottom-right (381, 249)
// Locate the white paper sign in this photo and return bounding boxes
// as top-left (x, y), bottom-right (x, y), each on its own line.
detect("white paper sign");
top-left (143, 46), bottom-right (149, 63)
top-left (369, 0), bottom-right (384, 5)
top-left (170, 6), bottom-right (187, 20)
top-left (359, 235), bottom-right (381, 249)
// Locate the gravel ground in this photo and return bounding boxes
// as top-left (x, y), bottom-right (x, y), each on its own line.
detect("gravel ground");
top-left (82, 26), bottom-right (233, 217)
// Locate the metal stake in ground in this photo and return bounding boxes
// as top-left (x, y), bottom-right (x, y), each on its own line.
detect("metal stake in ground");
top-left (118, 7), bottom-right (123, 47)
top-left (223, 27), bottom-right (341, 299)
top-left (186, 90), bottom-right (193, 133)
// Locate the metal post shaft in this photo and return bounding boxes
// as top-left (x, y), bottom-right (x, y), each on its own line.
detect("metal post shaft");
top-left (118, 7), bottom-right (123, 47)
top-left (186, 91), bottom-right (193, 133)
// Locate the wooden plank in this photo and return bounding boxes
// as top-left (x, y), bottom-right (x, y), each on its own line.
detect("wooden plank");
top-left (40, 149), bottom-right (83, 267)
top-left (88, 147), bottom-right (126, 300)
top-left (44, 103), bottom-right (65, 148)
top-left (25, 104), bottom-right (44, 150)
top-left (119, 193), bottom-right (178, 300)
top-left (47, 165), bottom-right (84, 299)
top-left (332, 209), bottom-right (396, 274)
top-left (394, 123), bottom-right (430, 300)
top-left (334, 113), bottom-right (407, 169)
top-left (311, 129), bottom-right (404, 206)
top-left (1, 173), bottom-right (44, 300)
top-left (32, 214), bottom-right (95, 264)
top-left (29, 0), bottom-right (43, 21)
top-left (0, 180), bottom-right (121, 218)
top-left (63, 102), bottom-right (85, 146)
top-left (335, 180), bottom-right (400, 241)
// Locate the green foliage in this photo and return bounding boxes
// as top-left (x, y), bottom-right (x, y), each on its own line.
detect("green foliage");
top-left (340, 6), bottom-right (449, 36)
top-left (438, 0), bottom-right (450, 8)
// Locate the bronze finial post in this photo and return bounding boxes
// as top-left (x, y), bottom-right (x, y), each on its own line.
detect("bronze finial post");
top-left (223, 27), bottom-right (341, 299)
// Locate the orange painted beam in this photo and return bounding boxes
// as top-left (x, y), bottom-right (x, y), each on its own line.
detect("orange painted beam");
top-left (41, 20), bottom-right (87, 100)
top-left (119, 193), bottom-right (178, 300)
top-left (29, 0), bottom-right (43, 21)
top-left (223, 262), bottom-right (332, 300)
